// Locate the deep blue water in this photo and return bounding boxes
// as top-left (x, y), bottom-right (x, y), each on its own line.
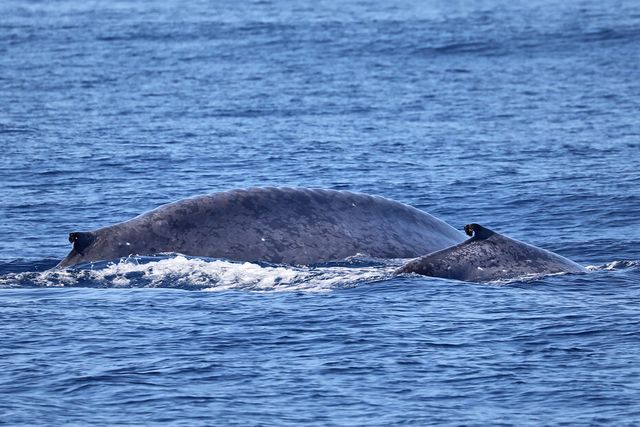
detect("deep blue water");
top-left (1, 0), bottom-right (640, 424)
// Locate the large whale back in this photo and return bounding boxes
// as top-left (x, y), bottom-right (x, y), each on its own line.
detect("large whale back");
top-left (396, 223), bottom-right (587, 282)
top-left (57, 187), bottom-right (466, 268)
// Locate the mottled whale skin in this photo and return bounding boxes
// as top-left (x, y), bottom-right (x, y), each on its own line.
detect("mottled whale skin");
top-left (57, 187), bottom-right (466, 268)
top-left (396, 223), bottom-right (587, 282)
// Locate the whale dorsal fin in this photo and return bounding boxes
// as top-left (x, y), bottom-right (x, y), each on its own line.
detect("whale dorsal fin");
top-left (68, 232), bottom-right (95, 255)
top-left (464, 223), bottom-right (496, 240)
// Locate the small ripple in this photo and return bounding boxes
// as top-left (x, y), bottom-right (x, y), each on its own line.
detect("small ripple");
top-left (0, 124), bottom-right (37, 134)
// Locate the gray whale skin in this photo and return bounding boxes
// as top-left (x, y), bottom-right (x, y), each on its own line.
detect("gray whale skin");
top-left (57, 187), bottom-right (586, 282)
top-left (57, 187), bottom-right (464, 268)
top-left (396, 223), bottom-right (587, 282)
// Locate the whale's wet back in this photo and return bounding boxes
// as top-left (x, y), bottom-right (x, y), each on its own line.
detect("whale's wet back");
top-left (57, 187), bottom-right (466, 268)
top-left (397, 224), bottom-right (587, 282)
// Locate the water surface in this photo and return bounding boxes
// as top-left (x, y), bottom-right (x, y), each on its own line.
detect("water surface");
top-left (1, 0), bottom-right (639, 424)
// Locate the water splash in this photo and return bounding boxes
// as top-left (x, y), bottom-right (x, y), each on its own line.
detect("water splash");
top-left (0, 255), bottom-right (396, 292)
top-left (585, 260), bottom-right (640, 271)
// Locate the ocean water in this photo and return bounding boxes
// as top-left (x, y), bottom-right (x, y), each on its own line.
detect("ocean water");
top-left (1, 0), bottom-right (640, 424)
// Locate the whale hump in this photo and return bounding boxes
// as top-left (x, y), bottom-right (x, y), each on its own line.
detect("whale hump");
top-left (397, 223), bottom-right (587, 282)
top-left (56, 188), bottom-right (466, 268)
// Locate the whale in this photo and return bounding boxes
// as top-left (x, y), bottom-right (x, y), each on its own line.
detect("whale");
top-left (56, 188), bottom-right (586, 282)
top-left (396, 223), bottom-right (587, 282)
top-left (56, 187), bottom-right (466, 268)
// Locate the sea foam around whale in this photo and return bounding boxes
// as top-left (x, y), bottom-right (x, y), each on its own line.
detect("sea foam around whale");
top-left (0, 255), bottom-right (397, 292)
top-left (1, 256), bottom-right (636, 291)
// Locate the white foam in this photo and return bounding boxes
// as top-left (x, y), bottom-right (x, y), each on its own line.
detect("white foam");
top-left (586, 260), bottom-right (640, 271)
top-left (0, 256), bottom-right (395, 292)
